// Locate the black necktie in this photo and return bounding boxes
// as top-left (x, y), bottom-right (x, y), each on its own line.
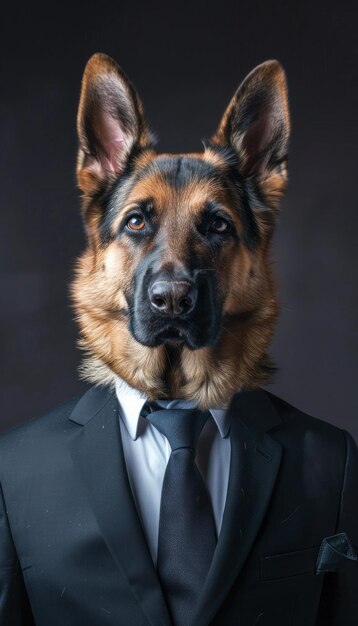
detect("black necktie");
top-left (143, 402), bottom-right (217, 626)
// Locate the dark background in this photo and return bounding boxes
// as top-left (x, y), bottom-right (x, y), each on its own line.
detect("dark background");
top-left (1, 1), bottom-right (357, 440)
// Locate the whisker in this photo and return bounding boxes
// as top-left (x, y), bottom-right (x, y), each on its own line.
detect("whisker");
top-left (195, 268), bottom-right (216, 273)
top-left (221, 324), bottom-right (240, 340)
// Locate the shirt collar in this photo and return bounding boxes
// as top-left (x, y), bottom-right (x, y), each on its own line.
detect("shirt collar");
top-left (115, 376), bottom-right (232, 441)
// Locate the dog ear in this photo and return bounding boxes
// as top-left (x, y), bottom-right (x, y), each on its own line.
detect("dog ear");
top-left (77, 53), bottom-right (152, 196)
top-left (212, 60), bottom-right (290, 209)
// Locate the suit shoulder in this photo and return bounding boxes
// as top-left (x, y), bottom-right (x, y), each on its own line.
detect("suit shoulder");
top-left (0, 385), bottom-right (115, 455)
top-left (266, 390), bottom-right (342, 431)
top-left (0, 392), bottom-right (82, 455)
top-left (264, 390), bottom-right (354, 457)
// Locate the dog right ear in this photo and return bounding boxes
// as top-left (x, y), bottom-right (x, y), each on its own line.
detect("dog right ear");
top-left (211, 60), bottom-right (290, 211)
top-left (77, 53), bottom-right (152, 196)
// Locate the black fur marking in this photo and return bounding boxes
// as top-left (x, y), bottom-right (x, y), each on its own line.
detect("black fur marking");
top-left (98, 146), bottom-right (153, 245)
top-left (203, 143), bottom-right (261, 249)
top-left (99, 173), bottom-right (135, 245)
top-left (222, 167), bottom-right (260, 250)
top-left (97, 153), bottom-right (223, 245)
top-left (197, 201), bottom-right (239, 245)
top-left (96, 145), bottom-right (274, 251)
top-left (245, 177), bottom-right (275, 230)
top-left (238, 181), bottom-right (261, 250)
top-left (137, 155), bottom-right (222, 189)
top-left (206, 142), bottom-right (274, 249)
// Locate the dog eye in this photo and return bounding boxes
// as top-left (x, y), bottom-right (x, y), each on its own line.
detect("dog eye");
top-left (209, 217), bottom-right (229, 233)
top-left (126, 215), bottom-right (145, 231)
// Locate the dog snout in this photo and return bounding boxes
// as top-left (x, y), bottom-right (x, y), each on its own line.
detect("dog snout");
top-left (148, 280), bottom-right (197, 317)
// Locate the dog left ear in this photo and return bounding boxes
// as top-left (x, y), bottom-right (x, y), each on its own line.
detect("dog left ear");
top-left (77, 53), bottom-right (153, 196)
top-left (212, 60), bottom-right (290, 209)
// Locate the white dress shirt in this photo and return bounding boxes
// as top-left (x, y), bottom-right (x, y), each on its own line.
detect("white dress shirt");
top-left (115, 377), bottom-right (232, 566)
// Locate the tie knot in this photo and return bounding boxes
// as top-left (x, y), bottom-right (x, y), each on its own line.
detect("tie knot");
top-left (142, 401), bottom-right (210, 451)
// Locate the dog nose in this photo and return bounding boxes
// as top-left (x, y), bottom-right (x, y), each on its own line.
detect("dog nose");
top-left (149, 280), bottom-right (197, 316)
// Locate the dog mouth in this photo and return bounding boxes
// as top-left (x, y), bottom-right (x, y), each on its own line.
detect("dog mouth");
top-left (155, 326), bottom-right (187, 346)
top-left (147, 323), bottom-right (195, 348)
top-left (128, 279), bottom-right (223, 350)
top-left (128, 312), bottom-right (216, 350)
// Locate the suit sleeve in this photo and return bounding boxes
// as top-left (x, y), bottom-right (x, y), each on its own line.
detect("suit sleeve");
top-left (316, 429), bottom-right (358, 626)
top-left (0, 481), bottom-right (35, 625)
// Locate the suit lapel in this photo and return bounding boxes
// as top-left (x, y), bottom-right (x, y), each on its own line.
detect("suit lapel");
top-left (68, 386), bottom-right (282, 626)
top-left (190, 389), bottom-right (283, 626)
top-left (68, 387), bottom-right (171, 626)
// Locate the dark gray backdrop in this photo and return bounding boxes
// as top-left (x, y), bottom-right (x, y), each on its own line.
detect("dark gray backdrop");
top-left (1, 1), bottom-right (357, 441)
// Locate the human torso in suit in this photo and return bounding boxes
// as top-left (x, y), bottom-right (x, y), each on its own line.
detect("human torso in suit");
top-left (0, 385), bottom-right (357, 626)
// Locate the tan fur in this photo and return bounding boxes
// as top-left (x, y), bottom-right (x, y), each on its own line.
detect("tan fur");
top-left (72, 151), bottom-right (279, 408)
top-left (71, 54), bottom-right (289, 409)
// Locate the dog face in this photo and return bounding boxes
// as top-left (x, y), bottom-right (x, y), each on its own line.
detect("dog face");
top-left (72, 53), bottom-right (290, 407)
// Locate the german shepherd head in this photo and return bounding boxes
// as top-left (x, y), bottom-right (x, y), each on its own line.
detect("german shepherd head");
top-left (72, 53), bottom-right (290, 408)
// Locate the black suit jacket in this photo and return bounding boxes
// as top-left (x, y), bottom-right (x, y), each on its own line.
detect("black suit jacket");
top-left (0, 386), bottom-right (357, 626)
